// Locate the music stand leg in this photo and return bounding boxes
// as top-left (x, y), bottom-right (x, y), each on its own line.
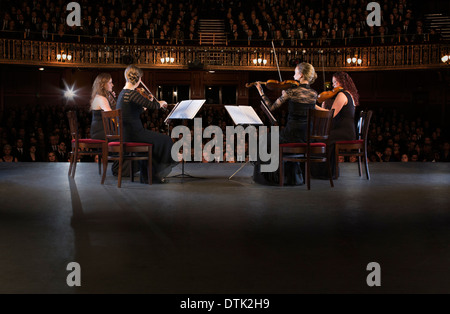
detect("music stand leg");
top-left (167, 160), bottom-right (203, 180)
top-left (228, 161), bottom-right (250, 180)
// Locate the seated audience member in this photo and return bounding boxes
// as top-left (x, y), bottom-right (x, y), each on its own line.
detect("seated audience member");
top-left (1, 144), bottom-right (18, 162)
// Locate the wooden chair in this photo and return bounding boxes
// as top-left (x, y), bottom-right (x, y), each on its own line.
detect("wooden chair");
top-left (335, 110), bottom-right (373, 180)
top-left (101, 109), bottom-right (152, 188)
top-left (67, 111), bottom-right (107, 178)
top-left (279, 109), bottom-right (335, 190)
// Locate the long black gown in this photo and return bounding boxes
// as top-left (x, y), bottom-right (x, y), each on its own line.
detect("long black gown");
top-left (312, 90), bottom-right (356, 178)
top-left (117, 89), bottom-right (176, 181)
top-left (90, 110), bottom-right (105, 139)
top-left (91, 108), bottom-right (135, 175)
top-left (253, 83), bottom-right (318, 185)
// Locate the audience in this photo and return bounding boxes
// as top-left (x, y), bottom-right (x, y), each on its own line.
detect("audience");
top-left (0, 102), bottom-right (448, 164)
top-left (0, 0), bottom-right (442, 46)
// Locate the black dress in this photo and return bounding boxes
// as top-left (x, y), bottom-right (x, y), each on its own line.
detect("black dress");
top-left (312, 91), bottom-right (356, 178)
top-left (253, 83), bottom-right (318, 185)
top-left (117, 89), bottom-right (176, 181)
top-left (90, 110), bottom-right (105, 139)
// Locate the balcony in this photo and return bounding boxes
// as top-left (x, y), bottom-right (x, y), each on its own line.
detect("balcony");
top-left (0, 38), bottom-right (449, 71)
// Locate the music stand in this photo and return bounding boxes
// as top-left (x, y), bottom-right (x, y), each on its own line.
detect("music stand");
top-left (225, 105), bottom-right (264, 180)
top-left (165, 99), bottom-right (206, 179)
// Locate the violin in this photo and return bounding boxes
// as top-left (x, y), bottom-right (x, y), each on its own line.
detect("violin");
top-left (107, 90), bottom-right (117, 109)
top-left (136, 87), bottom-right (153, 101)
top-left (317, 87), bottom-right (344, 103)
top-left (136, 82), bottom-right (168, 111)
top-left (246, 80), bottom-right (300, 91)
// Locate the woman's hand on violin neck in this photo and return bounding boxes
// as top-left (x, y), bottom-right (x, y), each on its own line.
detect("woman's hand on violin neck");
top-left (255, 82), bottom-right (264, 95)
top-left (159, 100), bottom-right (168, 109)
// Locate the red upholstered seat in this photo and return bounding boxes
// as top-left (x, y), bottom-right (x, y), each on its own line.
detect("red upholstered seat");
top-left (280, 142), bottom-right (326, 147)
top-left (335, 139), bottom-right (363, 145)
top-left (72, 138), bottom-right (106, 144)
top-left (108, 142), bottom-right (153, 147)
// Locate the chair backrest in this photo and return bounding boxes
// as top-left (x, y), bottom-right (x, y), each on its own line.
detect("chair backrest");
top-left (102, 109), bottom-right (122, 142)
top-left (67, 111), bottom-right (79, 141)
top-left (307, 108), bottom-right (335, 142)
top-left (357, 110), bottom-right (373, 141)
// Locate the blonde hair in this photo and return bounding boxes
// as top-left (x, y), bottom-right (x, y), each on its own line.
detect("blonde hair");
top-left (90, 73), bottom-right (111, 105)
top-left (124, 65), bottom-right (143, 85)
top-left (296, 62), bottom-right (317, 84)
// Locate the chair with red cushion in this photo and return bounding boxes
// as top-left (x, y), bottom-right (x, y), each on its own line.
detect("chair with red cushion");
top-left (335, 110), bottom-right (373, 180)
top-left (279, 108), bottom-right (335, 190)
top-left (67, 111), bottom-right (107, 178)
top-left (101, 109), bottom-right (152, 188)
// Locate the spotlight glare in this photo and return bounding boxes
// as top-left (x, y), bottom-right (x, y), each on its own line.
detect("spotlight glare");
top-left (62, 81), bottom-right (79, 101)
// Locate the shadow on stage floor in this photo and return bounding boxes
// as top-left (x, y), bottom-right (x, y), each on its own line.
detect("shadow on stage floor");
top-left (0, 162), bottom-right (449, 293)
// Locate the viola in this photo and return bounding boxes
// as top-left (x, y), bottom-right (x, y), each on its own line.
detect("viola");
top-left (317, 87), bottom-right (344, 103)
top-left (245, 79), bottom-right (300, 91)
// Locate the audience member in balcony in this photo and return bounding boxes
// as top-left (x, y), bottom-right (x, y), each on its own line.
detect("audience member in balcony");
top-left (171, 24), bottom-right (184, 44)
top-left (411, 25), bottom-right (426, 44)
top-left (184, 31), bottom-right (196, 45)
top-left (39, 21), bottom-right (50, 40)
top-left (115, 29), bottom-right (127, 44)
top-left (428, 28), bottom-right (442, 43)
top-left (273, 29), bottom-right (284, 47)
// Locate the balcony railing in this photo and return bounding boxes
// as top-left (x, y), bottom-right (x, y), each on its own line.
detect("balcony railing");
top-left (0, 38), bottom-right (448, 71)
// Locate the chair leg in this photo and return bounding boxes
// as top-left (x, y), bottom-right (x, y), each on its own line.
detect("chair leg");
top-left (72, 150), bottom-right (78, 178)
top-left (97, 155), bottom-right (102, 175)
top-left (148, 147), bottom-right (152, 185)
top-left (130, 158), bottom-right (134, 182)
top-left (118, 153), bottom-right (123, 188)
top-left (101, 145), bottom-right (108, 184)
top-left (335, 145), bottom-right (340, 179)
top-left (358, 155), bottom-right (362, 177)
top-left (327, 160), bottom-right (334, 188)
top-left (279, 149), bottom-right (284, 186)
top-left (364, 150), bottom-right (370, 180)
top-left (68, 152), bottom-right (73, 176)
top-left (306, 159), bottom-right (310, 190)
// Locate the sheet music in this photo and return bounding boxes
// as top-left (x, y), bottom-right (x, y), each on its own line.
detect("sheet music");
top-left (168, 99), bottom-right (206, 120)
top-left (225, 106), bottom-right (263, 125)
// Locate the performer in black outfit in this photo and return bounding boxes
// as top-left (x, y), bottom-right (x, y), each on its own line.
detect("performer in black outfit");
top-left (253, 62), bottom-right (325, 185)
top-left (90, 73), bottom-right (115, 140)
top-left (314, 71), bottom-right (358, 178)
top-left (117, 65), bottom-right (176, 183)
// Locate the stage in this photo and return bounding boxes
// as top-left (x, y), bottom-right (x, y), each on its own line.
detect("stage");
top-left (0, 162), bottom-right (449, 293)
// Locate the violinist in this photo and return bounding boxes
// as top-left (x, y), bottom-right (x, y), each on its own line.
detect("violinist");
top-left (90, 73), bottom-right (115, 140)
top-left (313, 71), bottom-right (359, 179)
top-left (117, 65), bottom-right (177, 183)
top-left (253, 62), bottom-right (324, 186)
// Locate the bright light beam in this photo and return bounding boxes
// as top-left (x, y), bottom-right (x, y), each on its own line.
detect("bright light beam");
top-left (62, 80), bottom-right (78, 101)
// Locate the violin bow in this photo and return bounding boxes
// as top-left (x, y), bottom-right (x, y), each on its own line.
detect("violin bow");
top-left (271, 40), bottom-right (283, 82)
